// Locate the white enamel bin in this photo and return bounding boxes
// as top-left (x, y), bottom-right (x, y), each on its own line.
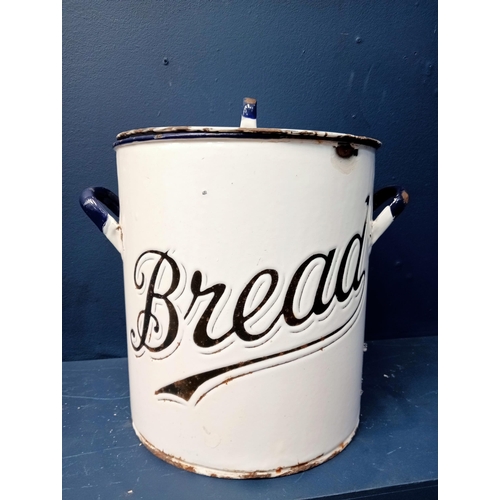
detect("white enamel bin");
top-left (80, 101), bottom-right (408, 478)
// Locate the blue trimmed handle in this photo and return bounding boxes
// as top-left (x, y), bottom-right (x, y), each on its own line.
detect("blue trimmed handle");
top-left (371, 186), bottom-right (409, 245)
top-left (80, 187), bottom-right (123, 253)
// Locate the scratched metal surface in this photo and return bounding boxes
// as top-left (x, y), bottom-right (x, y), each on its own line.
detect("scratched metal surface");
top-left (62, 337), bottom-right (437, 500)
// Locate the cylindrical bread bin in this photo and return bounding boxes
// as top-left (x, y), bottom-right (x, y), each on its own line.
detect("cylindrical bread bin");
top-left (80, 105), bottom-right (408, 479)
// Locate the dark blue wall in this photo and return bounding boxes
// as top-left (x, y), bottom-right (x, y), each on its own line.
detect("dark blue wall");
top-left (63, 0), bottom-right (437, 361)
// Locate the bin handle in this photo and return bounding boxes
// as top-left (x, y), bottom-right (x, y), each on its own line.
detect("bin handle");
top-left (371, 186), bottom-right (409, 245)
top-left (79, 187), bottom-right (123, 254)
top-left (79, 184), bottom-right (407, 252)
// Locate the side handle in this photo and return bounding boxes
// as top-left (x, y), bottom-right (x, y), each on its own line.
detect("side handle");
top-left (371, 186), bottom-right (409, 245)
top-left (79, 187), bottom-right (123, 254)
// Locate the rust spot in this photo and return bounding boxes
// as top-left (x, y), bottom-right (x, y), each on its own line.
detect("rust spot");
top-left (335, 143), bottom-right (358, 158)
top-left (276, 467), bottom-right (283, 474)
top-left (236, 470), bottom-right (275, 479)
top-left (402, 190), bottom-right (409, 204)
top-left (223, 371), bottom-right (251, 386)
top-left (197, 392), bottom-right (208, 404)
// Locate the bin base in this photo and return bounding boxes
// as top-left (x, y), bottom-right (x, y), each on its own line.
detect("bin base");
top-left (133, 420), bottom-right (359, 479)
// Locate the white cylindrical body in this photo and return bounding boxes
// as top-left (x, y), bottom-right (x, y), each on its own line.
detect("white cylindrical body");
top-left (114, 130), bottom-right (377, 478)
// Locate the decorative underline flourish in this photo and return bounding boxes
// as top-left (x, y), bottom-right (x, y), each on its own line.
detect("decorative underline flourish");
top-left (155, 280), bottom-right (365, 405)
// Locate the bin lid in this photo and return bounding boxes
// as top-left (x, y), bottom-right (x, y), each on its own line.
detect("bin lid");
top-left (113, 97), bottom-right (381, 149)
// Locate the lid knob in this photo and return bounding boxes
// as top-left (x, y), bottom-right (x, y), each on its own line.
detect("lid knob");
top-left (240, 97), bottom-right (257, 128)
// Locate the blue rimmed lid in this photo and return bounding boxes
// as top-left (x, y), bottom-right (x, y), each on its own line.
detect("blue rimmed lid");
top-left (113, 97), bottom-right (381, 149)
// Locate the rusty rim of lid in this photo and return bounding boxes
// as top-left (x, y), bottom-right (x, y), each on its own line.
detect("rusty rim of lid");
top-left (113, 126), bottom-right (381, 149)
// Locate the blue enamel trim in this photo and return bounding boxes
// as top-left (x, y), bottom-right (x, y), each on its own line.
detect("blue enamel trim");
top-left (80, 187), bottom-right (120, 232)
top-left (113, 131), bottom-right (381, 148)
top-left (242, 101), bottom-right (257, 119)
top-left (390, 188), bottom-right (408, 218)
top-left (373, 186), bottom-right (409, 220)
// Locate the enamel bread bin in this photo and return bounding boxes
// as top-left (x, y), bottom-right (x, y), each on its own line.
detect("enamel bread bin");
top-left (80, 99), bottom-right (408, 478)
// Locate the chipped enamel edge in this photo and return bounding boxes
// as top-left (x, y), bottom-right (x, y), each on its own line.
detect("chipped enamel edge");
top-left (133, 420), bottom-right (359, 479)
top-left (113, 126), bottom-right (381, 149)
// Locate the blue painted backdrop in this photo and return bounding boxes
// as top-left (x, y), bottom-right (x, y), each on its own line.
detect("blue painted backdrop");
top-left (63, 0), bottom-right (437, 361)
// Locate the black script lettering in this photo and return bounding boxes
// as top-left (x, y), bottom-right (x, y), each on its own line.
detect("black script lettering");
top-left (334, 202), bottom-right (368, 302)
top-left (334, 235), bottom-right (361, 302)
top-left (130, 251), bottom-right (180, 352)
top-left (184, 271), bottom-right (232, 348)
top-left (283, 254), bottom-right (334, 326)
top-left (131, 195), bottom-right (371, 356)
top-left (312, 250), bottom-right (337, 315)
top-left (231, 270), bottom-right (281, 342)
